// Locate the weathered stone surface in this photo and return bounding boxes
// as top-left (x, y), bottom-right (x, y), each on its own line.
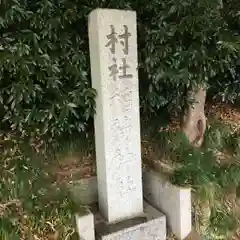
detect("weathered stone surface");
top-left (143, 171), bottom-right (191, 239)
top-left (75, 210), bottom-right (95, 240)
top-left (70, 173), bottom-right (191, 238)
top-left (88, 8), bottom-right (143, 223)
top-left (68, 177), bottom-right (98, 205)
top-left (95, 202), bottom-right (166, 240)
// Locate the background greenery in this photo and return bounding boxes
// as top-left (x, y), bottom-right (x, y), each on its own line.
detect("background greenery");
top-left (0, 0), bottom-right (239, 137)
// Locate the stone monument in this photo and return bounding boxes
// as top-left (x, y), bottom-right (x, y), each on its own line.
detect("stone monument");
top-left (88, 8), bottom-right (143, 224)
top-left (75, 8), bottom-right (166, 239)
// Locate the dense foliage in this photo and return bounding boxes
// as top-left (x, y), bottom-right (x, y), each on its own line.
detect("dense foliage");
top-left (0, 0), bottom-right (239, 136)
top-left (0, 0), bottom-right (96, 137)
top-left (138, 0), bottom-right (240, 114)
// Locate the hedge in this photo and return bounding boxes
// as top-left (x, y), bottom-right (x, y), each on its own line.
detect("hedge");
top-left (0, 0), bottom-right (239, 137)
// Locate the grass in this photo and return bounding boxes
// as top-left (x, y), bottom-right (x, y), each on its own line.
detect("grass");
top-left (0, 133), bottom-right (85, 240)
top-left (1, 104), bottom-right (240, 239)
top-left (142, 117), bottom-right (240, 239)
top-left (52, 133), bottom-right (95, 164)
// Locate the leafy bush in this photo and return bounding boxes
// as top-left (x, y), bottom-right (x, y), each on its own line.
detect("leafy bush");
top-left (0, 0), bottom-right (96, 137)
top-left (138, 0), bottom-right (240, 115)
top-left (0, 0), bottom-right (240, 136)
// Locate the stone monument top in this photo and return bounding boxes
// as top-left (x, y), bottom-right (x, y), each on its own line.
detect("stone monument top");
top-left (88, 8), bottom-right (143, 223)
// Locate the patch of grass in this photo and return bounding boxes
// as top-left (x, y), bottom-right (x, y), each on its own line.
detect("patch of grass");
top-left (143, 117), bottom-right (240, 239)
top-left (49, 133), bottom-right (95, 170)
top-left (170, 122), bottom-right (240, 238)
top-left (228, 132), bottom-right (240, 156)
top-left (203, 120), bottom-right (232, 151)
top-left (203, 119), bottom-right (240, 158)
top-left (142, 124), bottom-right (190, 168)
top-left (171, 149), bottom-right (221, 203)
top-left (202, 207), bottom-right (238, 240)
top-left (0, 134), bottom-right (84, 239)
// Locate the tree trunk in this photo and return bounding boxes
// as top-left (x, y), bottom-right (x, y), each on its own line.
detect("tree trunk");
top-left (181, 86), bottom-right (207, 147)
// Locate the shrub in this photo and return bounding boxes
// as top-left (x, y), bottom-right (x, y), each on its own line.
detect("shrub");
top-left (138, 0), bottom-right (240, 115)
top-left (0, 0), bottom-right (240, 136)
top-left (0, 0), bottom-right (96, 137)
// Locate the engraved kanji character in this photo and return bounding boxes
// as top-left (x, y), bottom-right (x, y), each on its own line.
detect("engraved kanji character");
top-left (119, 58), bottom-right (133, 79)
top-left (119, 25), bottom-right (131, 55)
top-left (108, 57), bottom-right (118, 81)
top-left (105, 25), bottom-right (118, 54)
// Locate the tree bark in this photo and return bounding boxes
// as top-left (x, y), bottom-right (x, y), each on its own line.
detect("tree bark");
top-left (181, 86), bottom-right (207, 147)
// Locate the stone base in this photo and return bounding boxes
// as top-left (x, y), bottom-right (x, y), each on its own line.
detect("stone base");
top-left (76, 210), bottom-right (95, 240)
top-left (143, 170), bottom-right (191, 239)
top-left (95, 201), bottom-right (166, 240)
top-left (70, 172), bottom-right (191, 239)
top-left (76, 201), bottom-right (166, 240)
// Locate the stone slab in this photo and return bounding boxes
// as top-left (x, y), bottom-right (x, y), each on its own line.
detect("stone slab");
top-left (143, 170), bottom-right (192, 239)
top-left (68, 177), bottom-right (98, 205)
top-left (88, 8), bottom-right (143, 223)
top-left (94, 201), bottom-right (166, 240)
top-left (70, 175), bottom-right (191, 238)
top-left (76, 210), bottom-right (95, 240)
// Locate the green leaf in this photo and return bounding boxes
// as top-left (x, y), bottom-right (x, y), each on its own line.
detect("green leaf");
top-left (67, 103), bottom-right (77, 108)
